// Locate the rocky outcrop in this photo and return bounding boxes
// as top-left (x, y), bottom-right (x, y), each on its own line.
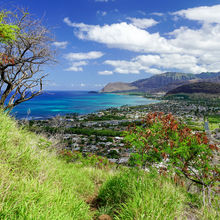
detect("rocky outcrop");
top-left (101, 82), bottom-right (138, 93)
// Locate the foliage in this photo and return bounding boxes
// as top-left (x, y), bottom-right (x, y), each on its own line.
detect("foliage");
top-left (0, 8), bottom-right (55, 111)
top-left (124, 112), bottom-right (219, 189)
top-left (208, 114), bottom-right (220, 124)
top-left (58, 149), bottom-right (113, 168)
top-left (38, 126), bottom-right (122, 137)
top-left (0, 109), bottom-right (219, 219)
top-left (86, 114), bottom-right (126, 121)
top-left (65, 127), bottom-right (122, 137)
top-left (0, 10), bottom-right (19, 44)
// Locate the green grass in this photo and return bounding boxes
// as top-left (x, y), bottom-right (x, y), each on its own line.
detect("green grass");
top-left (97, 169), bottom-right (186, 219)
top-left (0, 110), bottom-right (108, 219)
top-left (0, 110), bottom-right (219, 219)
top-left (208, 114), bottom-right (220, 130)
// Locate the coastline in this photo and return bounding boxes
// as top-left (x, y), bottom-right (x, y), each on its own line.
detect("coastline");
top-left (13, 91), bottom-right (160, 120)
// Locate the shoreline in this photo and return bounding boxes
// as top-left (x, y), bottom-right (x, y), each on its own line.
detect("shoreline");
top-left (14, 92), bottom-right (161, 120)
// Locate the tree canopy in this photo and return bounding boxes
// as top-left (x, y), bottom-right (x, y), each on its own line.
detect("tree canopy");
top-left (0, 10), bottom-right (19, 44)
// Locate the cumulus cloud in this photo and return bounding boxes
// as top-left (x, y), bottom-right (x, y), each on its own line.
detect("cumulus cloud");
top-left (64, 51), bottom-right (104, 71)
top-left (104, 59), bottom-right (162, 74)
top-left (69, 21), bottom-right (179, 53)
top-left (52, 41), bottom-right (68, 49)
top-left (64, 4), bottom-right (220, 74)
top-left (64, 51), bottom-right (104, 61)
top-left (173, 4), bottom-right (220, 24)
top-left (65, 61), bottom-right (88, 72)
top-left (105, 53), bottom-right (207, 74)
top-left (98, 70), bottom-right (113, 75)
top-left (127, 17), bottom-right (158, 29)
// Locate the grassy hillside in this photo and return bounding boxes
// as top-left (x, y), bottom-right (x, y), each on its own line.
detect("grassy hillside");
top-left (0, 110), bottom-right (219, 219)
top-left (0, 110), bottom-right (109, 219)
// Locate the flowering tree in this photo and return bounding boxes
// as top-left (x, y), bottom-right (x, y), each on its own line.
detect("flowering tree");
top-left (124, 112), bottom-right (219, 205)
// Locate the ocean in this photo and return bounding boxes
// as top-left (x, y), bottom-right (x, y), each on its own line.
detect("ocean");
top-left (11, 91), bottom-right (159, 119)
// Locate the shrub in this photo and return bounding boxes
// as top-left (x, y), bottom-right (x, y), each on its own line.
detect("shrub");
top-left (124, 112), bottom-right (219, 204)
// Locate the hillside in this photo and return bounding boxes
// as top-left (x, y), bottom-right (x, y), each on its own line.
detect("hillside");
top-left (101, 72), bottom-right (220, 93)
top-left (0, 110), bottom-right (218, 219)
top-left (100, 82), bottom-right (137, 93)
top-left (0, 110), bottom-right (108, 219)
top-left (166, 82), bottom-right (220, 95)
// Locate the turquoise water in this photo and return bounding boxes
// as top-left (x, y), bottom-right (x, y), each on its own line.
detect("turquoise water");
top-left (11, 91), bottom-right (159, 119)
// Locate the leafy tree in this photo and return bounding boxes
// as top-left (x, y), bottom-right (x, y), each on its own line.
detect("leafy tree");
top-left (0, 10), bottom-right (19, 43)
top-left (124, 112), bottom-right (219, 205)
top-left (0, 8), bottom-right (55, 111)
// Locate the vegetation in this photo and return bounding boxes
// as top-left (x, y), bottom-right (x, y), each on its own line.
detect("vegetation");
top-left (0, 10), bottom-right (19, 43)
top-left (166, 82), bottom-right (220, 95)
top-left (0, 110), bottom-right (109, 219)
top-left (86, 114), bottom-right (126, 121)
top-left (97, 170), bottom-right (186, 219)
top-left (37, 126), bottom-right (122, 137)
top-left (0, 8), bottom-right (55, 111)
top-left (0, 110), bottom-right (219, 219)
top-left (124, 112), bottom-right (219, 205)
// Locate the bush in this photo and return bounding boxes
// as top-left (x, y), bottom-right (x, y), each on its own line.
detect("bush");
top-left (124, 112), bottom-right (219, 191)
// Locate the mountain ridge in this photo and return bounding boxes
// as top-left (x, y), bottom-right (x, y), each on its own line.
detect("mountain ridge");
top-left (100, 72), bottom-right (220, 93)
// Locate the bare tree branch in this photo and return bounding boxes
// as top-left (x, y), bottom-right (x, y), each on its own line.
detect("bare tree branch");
top-left (0, 8), bottom-right (55, 111)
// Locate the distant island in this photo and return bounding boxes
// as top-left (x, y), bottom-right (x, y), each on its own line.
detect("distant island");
top-left (88, 91), bottom-right (99, 94)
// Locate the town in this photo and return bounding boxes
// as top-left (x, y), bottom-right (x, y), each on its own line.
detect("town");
top-left (26, 99), bottom-right (220, 164)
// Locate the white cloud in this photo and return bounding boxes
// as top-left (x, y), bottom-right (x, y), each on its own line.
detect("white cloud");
top-left (65, 61), bottom-right (88, 72)
top-left (70, 21), bottom-right (179, 53)
top-left (80, 83), bottom-right (86, 87)
top-left (52, 41), bottom-right (68, 49)
top-left (63, 17), bottom-right (74, 27)
top-left (98, 70), bottom-right (113, 75)
top-left (127, 17), bottom-right (158, 29)
top-left (64, 51), bottom-right (104, 61)
top-left (105, 53), bottom-right (207, 74)
top-left (95, 0), bottom-right (113, 2)
top-left (64, 4), bottom-right (220, 74)
top-left (95, 83), bottom-right (105, 87)
top-left (174, 4), bottom-right (220, 24)
top-left (151, 12), bottom-right (164, 17)
top-left (97, 10), bottom-right (107, 16)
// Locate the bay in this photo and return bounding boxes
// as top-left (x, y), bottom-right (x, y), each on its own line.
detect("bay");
top-left (11, 91), bottom-right (159, 119)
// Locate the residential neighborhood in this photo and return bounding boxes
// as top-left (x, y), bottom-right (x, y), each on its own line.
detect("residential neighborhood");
top-left (25, 99), bottom-right (220, 165)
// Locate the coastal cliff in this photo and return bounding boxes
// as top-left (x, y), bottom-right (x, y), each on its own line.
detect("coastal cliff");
top-left (100, 82), bottom-right (138, 93)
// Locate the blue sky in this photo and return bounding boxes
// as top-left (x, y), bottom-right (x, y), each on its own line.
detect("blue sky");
top-left (3, 0), bottom-right (220, 90)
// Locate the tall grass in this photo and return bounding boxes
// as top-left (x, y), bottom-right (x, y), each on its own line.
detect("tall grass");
top-left (0, 110), bottom-right (107, 219)
top-left (97, 169), bottom-right (186, 219)
top-left (0, 110), bottom-right (219, 219)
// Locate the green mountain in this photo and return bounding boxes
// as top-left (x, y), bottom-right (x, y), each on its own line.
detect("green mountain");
top-left (166, 82), bottom-right (220, 95)
top-left (101, 72), bottom-right (220, 93)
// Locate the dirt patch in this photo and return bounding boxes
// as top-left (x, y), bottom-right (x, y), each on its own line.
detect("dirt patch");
top-left (86, 195), bottom-right (99, 211)
top-left (98, 214), bottom-right (112, 220)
